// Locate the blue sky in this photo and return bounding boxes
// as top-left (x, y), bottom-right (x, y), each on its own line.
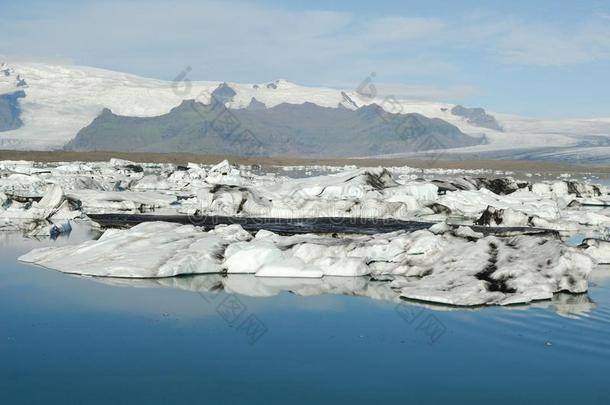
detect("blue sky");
top-left (1, 0), bottom-right (609, 118)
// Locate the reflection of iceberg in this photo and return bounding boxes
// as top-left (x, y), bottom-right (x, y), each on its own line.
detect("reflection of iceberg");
top-left (80, 274), bottom-right (403, 302)
top-left (77, 273), bottom-right (596, 318)
top-left (545, 293), bottom-right (596, 319)
top-left (587, 264), bottom-right (610, 285)
top-left (0, 220), bottom-right (99, 246)
top-left (224, 275), bottom-right (401, 302)
top-left (84, 273), bottom-right (226, 293)
top-left (396, 291), bottom-right (596, 319)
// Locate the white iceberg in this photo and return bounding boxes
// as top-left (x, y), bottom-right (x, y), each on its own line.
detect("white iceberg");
top-left (19, 222), bottom-right (252, 278)
top-left (0, 184), bottom-right (81, 235)
top-left (19, 221), bottom-right (594, 306)
top-left (65, 190), bottom-right (176, 213)
top-left (2, 158), bottom-right (610, 236)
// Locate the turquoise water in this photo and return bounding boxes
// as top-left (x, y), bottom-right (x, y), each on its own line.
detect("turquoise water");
top-left (1, 231), bottom-right (610, 404)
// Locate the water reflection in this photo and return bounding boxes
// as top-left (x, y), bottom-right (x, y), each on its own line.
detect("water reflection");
top-left (0, 220), bottom-right (101, 247)
top-left (3, 231), bottom-right (610, 405)
top-left (76, 273), bottom-right (597, 319)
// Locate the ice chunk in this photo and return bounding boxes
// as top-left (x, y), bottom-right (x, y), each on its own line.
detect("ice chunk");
top-left (131, 175), bottom-right (171, 191)
top-left (255, 257), bottom-right (324, 278)
top-left (66, 190), bottom-right (176, 213)
top-left (0, 174), bottom-right (48, 198)
top-left (475, 206), bottom-right (530, 227)
top-left (453, 226), bottom-right (484, 239)
top-left (393, 235), bottom-right (592, 306)
top-left (578, 238), bottom-right (610, 264)
top-left (19, 222), bottom-right (231, 278)
top-left (0, 184), bottom-right (82, 234)
top-left (428, 221), bottom-right (451, 234)
top-left (19, 222), bottom-right (594, 306)
top-left (224, 240), bottom-right (284, 273)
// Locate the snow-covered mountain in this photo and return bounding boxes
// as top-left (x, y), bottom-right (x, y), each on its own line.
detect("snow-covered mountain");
top-left (1, 61), bottom-right (610, 161)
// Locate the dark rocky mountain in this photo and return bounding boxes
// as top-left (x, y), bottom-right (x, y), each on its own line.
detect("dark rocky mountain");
top-left (0, 90), bottom-right (26, 132)
top-left (211, 82), bottom-right (236, 104)
top-left (246, 97), bottom-right (267, 111)
top-left (65, 96), bottom-right (484, 157)
top-left (451, 105), bottom-right (503, 131)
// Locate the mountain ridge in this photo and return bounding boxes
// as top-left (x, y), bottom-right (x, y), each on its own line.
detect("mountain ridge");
top-left (1, 61), bottom-right (610, 162)
top-left (65, 97), bottom-right (483, 157)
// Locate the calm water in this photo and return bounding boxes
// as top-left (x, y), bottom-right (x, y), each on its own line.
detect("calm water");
top-left (1, 231), bottom-right (610, 404)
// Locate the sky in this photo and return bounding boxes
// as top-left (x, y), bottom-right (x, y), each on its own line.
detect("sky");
top-left (1, 0), bottom-right (609, 118)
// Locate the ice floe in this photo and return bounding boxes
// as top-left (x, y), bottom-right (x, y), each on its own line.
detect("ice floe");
top-left (578, 239), bottom-right (610, 264)
top-left (0, 183), bottom-right (82, 236)
top-left (0, 158), bottom-right (606, 224)
top-left (4, 158), bottom-right (610, 308)
top-left (19, 222), bottom-right (251, 278)
top-left (2, 158), bottom-right (610, 241)
top-left (19, 221), bottom-right (594, 306)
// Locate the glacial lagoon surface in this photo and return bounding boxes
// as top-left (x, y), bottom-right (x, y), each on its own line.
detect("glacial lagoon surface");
top-left (2, 228), bottom-right (610, 405)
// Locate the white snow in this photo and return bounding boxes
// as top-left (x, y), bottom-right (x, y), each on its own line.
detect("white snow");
top-left (1, 61), bottom-right (610, 157)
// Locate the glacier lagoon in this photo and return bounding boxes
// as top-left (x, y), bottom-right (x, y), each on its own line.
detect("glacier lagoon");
top-left (1, 226), bottom-right (610, 404)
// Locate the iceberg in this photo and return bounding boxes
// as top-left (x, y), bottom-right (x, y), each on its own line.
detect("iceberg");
top-left (19, 221), bottom-right (594, 306)
top-left (0, 183), bottom-right (81, 235)
top-left (1, 159), bottom-right (610, 237)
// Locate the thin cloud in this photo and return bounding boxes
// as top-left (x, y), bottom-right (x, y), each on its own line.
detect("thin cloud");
top-left (373, 83), bottom-right (481, 101)
top-left (0, 0), bottom-right (608, 105)
top-left (453, 13), bottom-right (610, 66)
top-left (0, 0), bottom-right (451, 80)
top-left (3, 1), bottom-right (608, 73)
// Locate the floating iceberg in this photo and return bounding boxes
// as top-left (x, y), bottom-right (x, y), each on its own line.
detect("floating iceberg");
top-left (19, 221), bottom-right (594, 306)
top-left (0, 183), bottom-right (81, 236)
top-left (1, 159), bottom-right (609, 236)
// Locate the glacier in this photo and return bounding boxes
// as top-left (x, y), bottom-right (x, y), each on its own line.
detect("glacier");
top-left (1, 62), bottom-right (610, 162)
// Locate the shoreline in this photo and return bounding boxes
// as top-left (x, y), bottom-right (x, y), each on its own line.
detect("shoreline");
top-left (0, 149), bottom-right (608, 174)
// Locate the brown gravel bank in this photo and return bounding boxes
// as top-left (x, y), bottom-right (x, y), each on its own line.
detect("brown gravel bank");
top-left (0, 150), bottom-right (608, 174)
